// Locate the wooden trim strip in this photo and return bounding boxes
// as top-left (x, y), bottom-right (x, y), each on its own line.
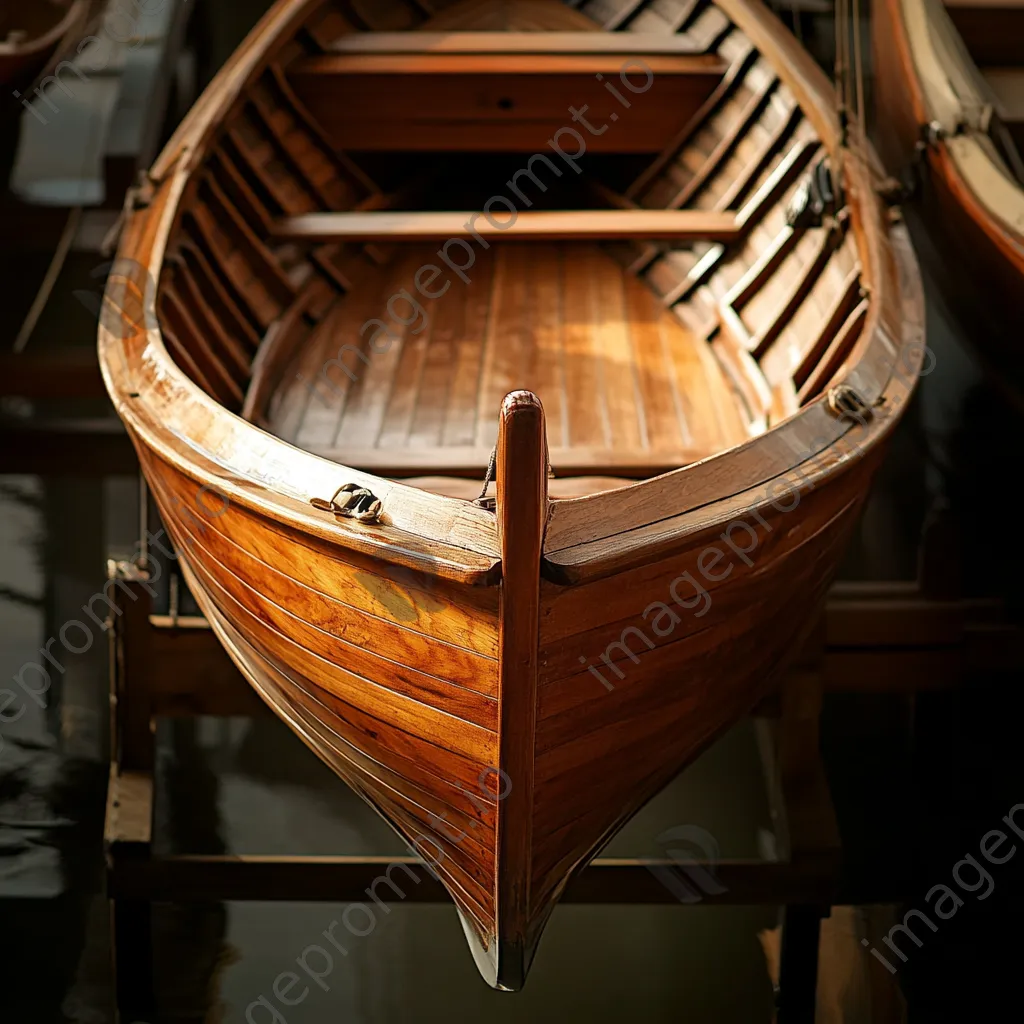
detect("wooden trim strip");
top-left (273, 210), bottom-right (741, 243)
top-left (328, 32), bottom-right (711, 54)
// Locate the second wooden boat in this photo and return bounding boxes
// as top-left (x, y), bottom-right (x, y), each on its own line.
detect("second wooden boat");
top-left (99, 0), bottom-right (925, 989)
top-left (873, 0), bottom-right (1024, 404)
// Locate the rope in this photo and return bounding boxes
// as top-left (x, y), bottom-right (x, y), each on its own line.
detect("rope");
top-left (12, 206), bottom-right (82, 354)
top-left (474, 446), bottom-right (498, 506)
top-left (852, 0), bottom-right (867, 158)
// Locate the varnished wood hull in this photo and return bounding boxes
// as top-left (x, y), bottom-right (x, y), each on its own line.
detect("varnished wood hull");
top-left (99, 0), bottom-right (925, 989)
top-left (873, 0), bottom-right (1024, 406)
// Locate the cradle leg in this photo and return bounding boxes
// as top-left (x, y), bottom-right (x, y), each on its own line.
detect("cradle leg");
top-left (776, 904), bottom-right (824, 1024)
top-left (111, 897), bottom-right (155, 1023)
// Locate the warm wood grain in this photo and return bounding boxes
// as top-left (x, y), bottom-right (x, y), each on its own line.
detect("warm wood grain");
top-left (98, 0), bottom-right (924, 991)
top-left (273, 209), bottom-right (741, 242)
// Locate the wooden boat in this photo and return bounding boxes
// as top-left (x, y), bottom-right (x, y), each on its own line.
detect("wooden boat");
top-left (873, 0), bottom-right (1024, 404)
top-left (99, 0), bottom-right (925, 990)
top-left (1, 1), bottom-right (106, 182)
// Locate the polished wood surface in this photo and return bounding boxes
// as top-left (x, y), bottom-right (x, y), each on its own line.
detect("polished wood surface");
top-left (99, 0), bottom-right (925, 990)
top-left (272, 208), bottom-right (742, 242)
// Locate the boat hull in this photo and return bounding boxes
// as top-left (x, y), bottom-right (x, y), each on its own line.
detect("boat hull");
top-left (98, 0), bottom-right (927, 989)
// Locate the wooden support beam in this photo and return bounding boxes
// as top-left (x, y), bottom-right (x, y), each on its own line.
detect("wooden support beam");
top-left (273, 209), bottom-right (741, 244)
top-left (105, 851), bottom-right (841, 905)
top-left (328, 32), bottom-right (712, 55)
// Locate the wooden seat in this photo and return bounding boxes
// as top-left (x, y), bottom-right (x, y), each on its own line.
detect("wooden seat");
top-left (265, 242), bottom-right (749, 481)
top-left (287, 47), bottom-right (726, 152)
top-left (272, 209), bottom-right (741, 243)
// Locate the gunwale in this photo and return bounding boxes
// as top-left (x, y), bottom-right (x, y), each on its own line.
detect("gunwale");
top-left (99, 0), bottom-right (920, 589)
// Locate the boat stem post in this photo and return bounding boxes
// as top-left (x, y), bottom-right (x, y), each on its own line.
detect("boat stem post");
top-left (492, 390), bottom-right (548, 990)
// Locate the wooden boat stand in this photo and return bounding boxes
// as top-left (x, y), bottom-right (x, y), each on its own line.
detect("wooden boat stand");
top-left (102, 547), bottom-right (1021, 1022)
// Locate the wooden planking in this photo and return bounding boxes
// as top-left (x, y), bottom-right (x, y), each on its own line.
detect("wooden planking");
top-left (156, 490), bottom-right (499, 728)
top-left (538, 452), bottom-right (870, 661)
top-left (443, 249), bottom-right (497, 447)
top-left (192, 582), bottom-right (499, 935)
top-left (273, 209), bottom-right (741, 243)
top-left (561, 246), bottom-right (611, 449)
top-left (142, 448), bottom-right (501, 656)
top-left (267, 242), bottom-right (748, 474)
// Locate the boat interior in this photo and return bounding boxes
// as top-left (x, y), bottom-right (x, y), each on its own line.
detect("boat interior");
top-left (153, 0), bottom-right (871, 505)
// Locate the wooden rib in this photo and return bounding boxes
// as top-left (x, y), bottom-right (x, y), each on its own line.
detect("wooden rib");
top-left (668, 73), bottom-right (779, 209)
top-left (723, 224), bottom-right (799, 310)
top-left (160, 288), bottom-right (245, 405)
top-left (750, 225), bottom-right (840, 358)
top-left (603, 0), bottom-right (648, 29)
top-left (710, 330), bottom-right (771, 427)
top-left (715, 103), bottom-right (801, 209)
top-left (628, 42), bottom-right (759, 202)
top-left (200, 175), bottom-right (296, 304)
top-left (174, 240), bottom-right (263, 348)
top-left (184, 204), bottom-right (281, 330)
top-left (272, 210), bottom-right (741, 243)
top-left (210, 146), bottom-right (280, 232)
top-left (734, 137), bottom-right (820, 229)
top-left (797, 298), bottom-right (870, 402)
top-left (792, 266), bottom-right (864, 391)
top-left (242, 288), bottom-right (318, 423)
top-left (168, 262), bottom-right (254, 379)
